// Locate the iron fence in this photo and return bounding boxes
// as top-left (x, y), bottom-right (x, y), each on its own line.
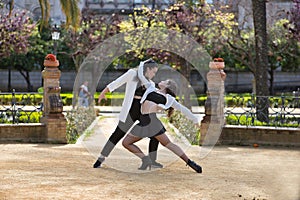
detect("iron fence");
top-left (1, 89), bottom-right (300, 127)
top-left (0, 90), bottom-right (43, 124)
top-left (225, 93), bottom-right (300, 127)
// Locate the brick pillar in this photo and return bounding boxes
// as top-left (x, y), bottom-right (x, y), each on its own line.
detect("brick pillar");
top-left (40, 54), bottom-right (67, 143)
top-left (200, 60), bottom-right (226, 145)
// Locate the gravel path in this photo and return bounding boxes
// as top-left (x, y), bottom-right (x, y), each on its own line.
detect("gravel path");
top-left (0, 116), bottom-right (299, 200)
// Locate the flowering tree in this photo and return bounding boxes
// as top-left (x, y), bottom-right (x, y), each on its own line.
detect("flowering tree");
top-left (118, 3), bottom-right (235, 106)
top-left (0, 11), bottom-right (34, 58)
top-left (119, 3), bottom-right (235, 62)
top-left (0, 10), bottom-right (37, 91)
top-left (61, 10), bottom-right (122, 71)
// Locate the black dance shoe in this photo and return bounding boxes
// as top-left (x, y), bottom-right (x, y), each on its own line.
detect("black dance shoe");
top-left (138, 156), bottom-right (152, 170)
top-left (187, 159), bottom-right (202, 173)
top-left (93, 157), bottom-right (105, 168)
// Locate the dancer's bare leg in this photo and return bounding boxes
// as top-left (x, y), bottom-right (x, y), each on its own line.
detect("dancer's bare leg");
top-left (155, 133), bottom-right (189, 163)
top-left (122, 134), bottom-right (145, 159)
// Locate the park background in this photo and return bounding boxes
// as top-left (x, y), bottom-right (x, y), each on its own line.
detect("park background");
top-left (0, 0), bottom-right (300, 143)
top-left (0, 1), bottom-right (299, 199)
top-left (0, 0), bottom-right (299, 96)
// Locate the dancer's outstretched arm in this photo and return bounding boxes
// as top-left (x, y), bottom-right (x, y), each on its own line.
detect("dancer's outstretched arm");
top-left (98, 69), bottom-right (136, 103)
top-left (158, 95), bottom-right (200, 125)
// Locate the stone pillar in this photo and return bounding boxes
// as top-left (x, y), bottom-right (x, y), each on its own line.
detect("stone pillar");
top-left (40, 54), bottom-right (67, 143)
top-left (200, 59), bottom-right (226, 145)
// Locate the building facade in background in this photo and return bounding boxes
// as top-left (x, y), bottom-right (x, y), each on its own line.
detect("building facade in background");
top-left (12, 0), bottom-right (293, 27)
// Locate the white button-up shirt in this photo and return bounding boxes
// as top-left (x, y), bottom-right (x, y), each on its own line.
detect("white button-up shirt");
top-left (107, 69), bottom-right (138, 122)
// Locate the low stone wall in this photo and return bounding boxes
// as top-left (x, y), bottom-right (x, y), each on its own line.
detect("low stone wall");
top-left (0, 123), bottom-right (46, 143)
top-left (220, 125), bottom-right (300, 147)
top-left (1, 123), bottom-right (299, 146)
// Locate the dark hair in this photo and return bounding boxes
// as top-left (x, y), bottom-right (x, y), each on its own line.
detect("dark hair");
top-left (143, 59), bottom-right (158, 74)
top-left (165, 79), bottom-right (177, 118)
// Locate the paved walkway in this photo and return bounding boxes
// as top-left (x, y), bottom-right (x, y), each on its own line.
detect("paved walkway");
top-left (0, 115), bottom-right (299, 200)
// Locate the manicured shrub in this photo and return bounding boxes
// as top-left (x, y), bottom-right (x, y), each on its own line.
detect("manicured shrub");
top-left (17, 111), bottom-right (42, 123)
top-left (0, 110), bottom-right (42, 123)
top-left (169, 110), bottom-right (200, 145)
top-left (225, 114), bottom-right (299, 127)
top-left (65, 107), bottom-right (96, 144)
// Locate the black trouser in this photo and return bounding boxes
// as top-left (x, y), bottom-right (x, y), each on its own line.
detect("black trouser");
top-left (101, 99), bottom-right (159, 161)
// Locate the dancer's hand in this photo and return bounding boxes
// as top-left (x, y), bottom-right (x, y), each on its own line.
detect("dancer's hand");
top-left (98, 93), bottom-right (106, 103)
top-left (98, 87), bottom-right (109, 103)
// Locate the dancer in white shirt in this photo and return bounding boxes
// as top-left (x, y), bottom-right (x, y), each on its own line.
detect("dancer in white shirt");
top-left (93, 59), bottom-right (164, 168)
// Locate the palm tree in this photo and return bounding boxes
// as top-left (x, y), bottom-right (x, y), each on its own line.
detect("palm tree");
top-left (8, 0), bottom-right (81, 31)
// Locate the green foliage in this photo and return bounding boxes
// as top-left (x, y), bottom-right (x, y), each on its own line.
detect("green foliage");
top-left (226, 114), bottom-right (299, 128)
top-left (224, 95), bottom-right (252, 107)
top-left (169, 110), bottom-right (200, 145)
top-left (65, 107), bottom-right (96, 143)
top-left (17, 112), bottom-right (42, 123)
top-left (0, 111), bottom-right (42, 124)
top-left (226, 115), bottom-right (259, 126)
top-left (0, 93), bottom-right (127, 106)
top-left (224, 93), bottom-right (299, 108)
top-left (1, 92), bottom-right (207, 107)
top-left (3, 93), bottom-right (298, 110)
top-left (268, 19), bottom-right (300, 72)
top-left (196, 96), bottom-right (207, 106)
top-left (0, 11), bottom-right (54, 90)
top-left (0, 94), bottom-right (43, 105)
top-left (118, 3), bottom-right (236, 68)
top-left (61, 11), bottom-right (121, 71)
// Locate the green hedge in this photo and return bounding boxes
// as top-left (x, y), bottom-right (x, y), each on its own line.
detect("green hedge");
top-left (224, 94), bottom-right (297, 107)
top-left (226, 114), bottom-right (299, 128)
top-left (0, 94), bottom-right (43, 105)
top-left (168, 110), bottom-right (200, 145)
top-left (0, 93), bottom-right (206, 106)
top-left (1, 93), bottom-right (297, 107)
top-left (65, 107), bottom-right (97, 143)
top-left (0, 111), bottom-right (42, 123)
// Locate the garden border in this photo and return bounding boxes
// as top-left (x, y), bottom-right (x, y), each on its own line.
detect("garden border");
top-left (220, 125), bottom-right (300, 147)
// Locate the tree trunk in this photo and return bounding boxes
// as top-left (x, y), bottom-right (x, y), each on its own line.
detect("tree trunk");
top-left (16, 65), bottom-right (33, 92)
top-left (18, 68), bottom-right (33, 92)
top-left (269, 68), bottom-right (274, 95)
top-left (252, 0), bottom-right (269, 122)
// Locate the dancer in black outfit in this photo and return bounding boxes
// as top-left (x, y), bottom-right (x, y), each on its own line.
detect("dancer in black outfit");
top-left (122, 63), bottom-right (202, 173)
top-left (93, 59), bottom-right (163, 168)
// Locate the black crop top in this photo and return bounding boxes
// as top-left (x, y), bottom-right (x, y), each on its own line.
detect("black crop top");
top-left (145, 92), bottom-right (166, 105)
top-left (134, 83), bottom-right (166, 105)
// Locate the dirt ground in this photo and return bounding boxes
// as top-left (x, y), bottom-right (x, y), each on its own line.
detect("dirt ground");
top-left (0, 117), bottom-right (299, 200)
